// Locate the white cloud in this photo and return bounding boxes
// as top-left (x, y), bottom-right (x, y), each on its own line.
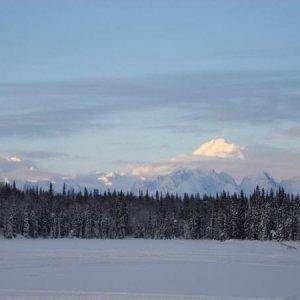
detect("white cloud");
top-left (193, 138), bottom-right (244, 159)
top-left (132, 164), bottom-right (173, 177)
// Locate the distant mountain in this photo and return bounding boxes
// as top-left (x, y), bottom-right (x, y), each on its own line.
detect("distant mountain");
top-left (239, 172), bottom-right (280, 195)
top-left (0, 156), bottom-right (58, 185)
top-left (132, 168), bottom-right (239, 196)
top-left (0, 156), bottom-right (299, 196)
top-left (280, 176), bottom-right (300, 195)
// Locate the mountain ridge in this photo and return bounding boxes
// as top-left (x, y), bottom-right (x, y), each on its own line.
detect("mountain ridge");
top-left (1, 165), bottom-right (299, 196)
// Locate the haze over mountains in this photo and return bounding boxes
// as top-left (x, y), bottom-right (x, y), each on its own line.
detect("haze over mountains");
top-left (0, 154), bottom-right (299, 196)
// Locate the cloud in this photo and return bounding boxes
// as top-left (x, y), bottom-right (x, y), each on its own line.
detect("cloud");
top-left (8, 150), bottom-right (73, 161)
top-left (131, 164), bottom-right (174, 178)
top-left (193, 138), bottom-right (244, 159)
top-left (0, 71), bottom-right (299, 177)
top-left (280, 126), bottom-right (300, 138)
top-left (0, 70), bottom-right (299, 138)
top-left (0, 105), bottom-right (116, 138)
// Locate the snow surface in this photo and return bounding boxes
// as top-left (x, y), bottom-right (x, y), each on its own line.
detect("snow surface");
top-left (0, 239), bottom-right (299, 299)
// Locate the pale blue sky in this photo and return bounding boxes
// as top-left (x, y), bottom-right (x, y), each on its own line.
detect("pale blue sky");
top-left (0, 0), bottom-right (300, 177)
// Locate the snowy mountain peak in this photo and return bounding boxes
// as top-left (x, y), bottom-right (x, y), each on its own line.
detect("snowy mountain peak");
top-left (193, 138), bottom-right (244, 159)
top-left (98, 174), bottom-right (113, 186)
top-left (7, 156), bottom-right (22, 163)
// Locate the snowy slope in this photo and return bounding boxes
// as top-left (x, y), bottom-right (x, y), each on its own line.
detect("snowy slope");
top-left (281, 176), bottom-right (300, 195)
top-left (239, 172), bottom-right (280, 195)
top-left (134, 168), bottom-right (239, 196)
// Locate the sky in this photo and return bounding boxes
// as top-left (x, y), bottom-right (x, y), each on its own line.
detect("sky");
top-left (0, 0), bottom-right (300, 180)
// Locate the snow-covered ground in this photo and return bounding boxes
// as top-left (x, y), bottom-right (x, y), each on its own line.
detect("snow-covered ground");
top-left (0, 239), bottom-right (299, 300)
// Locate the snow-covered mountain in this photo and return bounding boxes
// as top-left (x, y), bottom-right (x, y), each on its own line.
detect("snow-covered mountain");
top-left (280, 176), bottom-right (300, 195)
top-left (7, 169), bottom-right (300, 197)
top-left (0, 156), bottom-right (299, 196)
top-left (0, 156), bottom-right (59, 185)
top-left (239, 172), bottom-right (280, 195)
top-left (132, 168), bottom-right (239, 196)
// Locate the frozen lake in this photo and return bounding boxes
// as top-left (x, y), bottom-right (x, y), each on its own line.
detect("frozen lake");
top-left (0, 239), bottom-right (299, 299)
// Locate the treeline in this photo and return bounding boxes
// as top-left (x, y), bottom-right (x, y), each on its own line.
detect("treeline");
top-left (0, 183), bottom-right (299, 240)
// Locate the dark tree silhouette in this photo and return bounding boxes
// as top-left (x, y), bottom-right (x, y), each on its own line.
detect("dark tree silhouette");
top-left (0, 183), bottom-right (299, 240)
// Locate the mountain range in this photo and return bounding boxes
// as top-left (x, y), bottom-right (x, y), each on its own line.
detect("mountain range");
top-left (0, 156), bottom-right (299, 196)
